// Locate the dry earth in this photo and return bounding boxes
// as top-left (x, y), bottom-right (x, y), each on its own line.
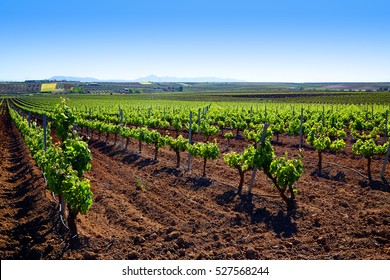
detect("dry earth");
top-left (1, 105), bottom-right (389, 259)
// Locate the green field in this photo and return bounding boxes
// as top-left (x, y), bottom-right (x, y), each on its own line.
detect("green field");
top-left (9, 88), bottom-right (390, 108)
top-left (2, 81), bottom-right (390, 104)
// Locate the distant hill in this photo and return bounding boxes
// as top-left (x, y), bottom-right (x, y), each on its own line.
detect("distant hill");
top-left (49, 76), bottom-right (102, 82)
top-left (49, 75), bottom-right (246, 83)
top-left (132, 75), bottom-right (246, 83)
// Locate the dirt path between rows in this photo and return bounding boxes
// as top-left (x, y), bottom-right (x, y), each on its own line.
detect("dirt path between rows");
top-left (0, 105), bottom-right (64, 259)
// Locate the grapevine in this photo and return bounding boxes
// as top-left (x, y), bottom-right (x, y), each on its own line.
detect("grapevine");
top-left (306, 124), bottom-right (346, 174)
top-left (224, 146), bottom-right (256, 194)
top-left (352, 139), bottom-right (388, 181)
top-left (188, 141), bottom-right (219, 177)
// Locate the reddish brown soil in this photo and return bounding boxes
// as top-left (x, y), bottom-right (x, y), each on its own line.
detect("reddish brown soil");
top-left (1, 107), bottom-right (390, 259)
top-left (0, 107), bottom-right (63, 259)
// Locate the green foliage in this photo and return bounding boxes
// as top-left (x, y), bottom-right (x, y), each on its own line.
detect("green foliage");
top-left (184, 121), bottom-right (199, 133)
top-left (223, 146), bottom-right (256, 192)
top-left (269, 155), bottom-right (303, 192)
top-left (217, 120), bottom-right (225, 129)
top-left (327, 127), bottom-right (347, 138)
top-left (147, 117), bottom-right (161, 128)
top-left (352, 138), bottom-right (388, 180)
top-left (330, 139), bottom-right (346, 151)
top-left (271, 121), bottom-right (285, 134)
top-left (351, 127), bottom-right (380, 140)
top-left (238, 121), bottom-right (248, 131)
top-left (167, 135), bottom-right (188, 152)
top-left (159, 119), bottom-right (170, 129)
top-left (188, 141), bottom-right (219, 176)
top-left (112, 124), bottom-right (123, 135)
top-left (167, 135), bottom-right (189, 168)
top-left (53, 97), bottom-right (77, 141)
top-left (224, 145), bottom-right (255, 172)
top-left (313, 136), bottom-right (331, 152)
top-left (135, 177), bottom-right (148, 191)
top-left (224, 132), bottom-right (234, 140)
top-left (9, 108), bottom-right (51, 169)
top-left (253, 140), bottom-right (274, 173)
top-left (244, 131), bottom-right (304, 209)
top-left (350, 117), bottom-right (374, 131)
top-left (189, 122), bottom-right (199, 133)
top-left (352, 139), bottom-right (388, 158)
top-left (121, 126), bottom-right (133, 138)
top-left (244, 129), bottom-right (257, 143)
top-left (15, 93), bottom-right (390, 207)
top-left (287, 119), bottom-right (300, 136)
top-left (43, 144), bottom-right (93, 214)
top-left (9, 99), bottom-right (93, 237)
top-left (134, 127), bottom-right (152, 144)
top-left (306, 124), bottom-right (345, 173)
top-left (306, 125), bottom-right (346, 152)
top-left (101, 123), bottom-right (119, 136)
top-left (188, 141), bottom-right (219, 160)
top-left (49, 99), bottom-right (93, 216)
top-left (149, 130), bottom-right (166, 148)
top-left (63, 178), bottom-right (93, 215)
top-left (224, 152), bottom-right (241, 168)
top-left (63, 136), bottom-right (92, 177)
top-left (244, 124), bottom-right (273, 146)
top-left (43, 144), bottom-right (71, 194)
top-left (172, 117), bottom-right (182, 132)
top-left (149, 130), bottom-right (168, 160)
top-left (69, 87), bottom-right (86, 94)
top-left (200, 123), bottom-right (220, 140)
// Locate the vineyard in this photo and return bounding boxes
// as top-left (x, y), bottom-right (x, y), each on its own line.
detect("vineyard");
top-left (1, 93), bottom-right (390, 259)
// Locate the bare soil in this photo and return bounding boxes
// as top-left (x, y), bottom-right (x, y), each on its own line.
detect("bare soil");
top-left (1, 106), bottom-right (390, 259)
top-left (0, 107), bottom-right (64, 259)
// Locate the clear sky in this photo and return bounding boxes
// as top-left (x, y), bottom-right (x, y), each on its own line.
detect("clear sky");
top-left (0, 0), bottom-right (389, 82)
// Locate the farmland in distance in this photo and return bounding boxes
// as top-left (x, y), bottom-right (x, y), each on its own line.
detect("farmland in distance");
top-left (1, 85), bottom-right (390, 260)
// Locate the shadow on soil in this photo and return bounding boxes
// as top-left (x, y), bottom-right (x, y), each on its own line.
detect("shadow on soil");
top-left (5, 213), bottom-right (60, 259)
top-left (184, 176), bottom-right (212, 190)
top-left (251, 208), bottom-right (298, 238)
top-left (99, 144), bottom-right (116, 154)
top-left (270, 140), bottom-right (284, 146)
top-left (359, 179), bottom-right (390, 192)
top-left (217, 191), bottom-right (298, 238)
top-left (90, 139), bottom-right (107, 149)
top-left (216, 190), bottom-right (237, 205)
top-left (311, 170), bottom-right (347, 182)
top-left (122, 153), bottom-right (141, 165)
top-left (6, 162), bottom-right (25, 173)
top-left (153, 167), bottom-right (180, 177)
top-left (108, 148), bottom-right (129, 158)
top-left (136, 158), bottom-right (157, 169)
top-left (90, 140), bottom-right (119, 156)
top-left (90, 139), bottom-right (157, 169)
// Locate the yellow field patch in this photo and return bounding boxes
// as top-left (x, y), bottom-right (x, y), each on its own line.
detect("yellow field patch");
top-left (40, 83), bottom-right (57, 92)
top-left (139, 82), bottom-right (152, 85)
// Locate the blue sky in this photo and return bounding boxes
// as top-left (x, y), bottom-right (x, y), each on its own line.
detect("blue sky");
top-left (0, 0), bottom-right (389, 82)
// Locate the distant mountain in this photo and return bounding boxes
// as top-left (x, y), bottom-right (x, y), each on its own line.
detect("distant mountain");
top-left (49, 75), bottom-right (246, 83)
top-left (133, 75), bottom-right (246, 83)
top-left (49, 76), bottom-right (102, 82)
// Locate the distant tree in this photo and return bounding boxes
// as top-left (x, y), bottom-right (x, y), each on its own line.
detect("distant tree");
top-left (69, 87), bottom-right (86, 94)
top-left (129, 88), bottom-right (135, 94)
top-left (135, 88), bottom-right (143, 94)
